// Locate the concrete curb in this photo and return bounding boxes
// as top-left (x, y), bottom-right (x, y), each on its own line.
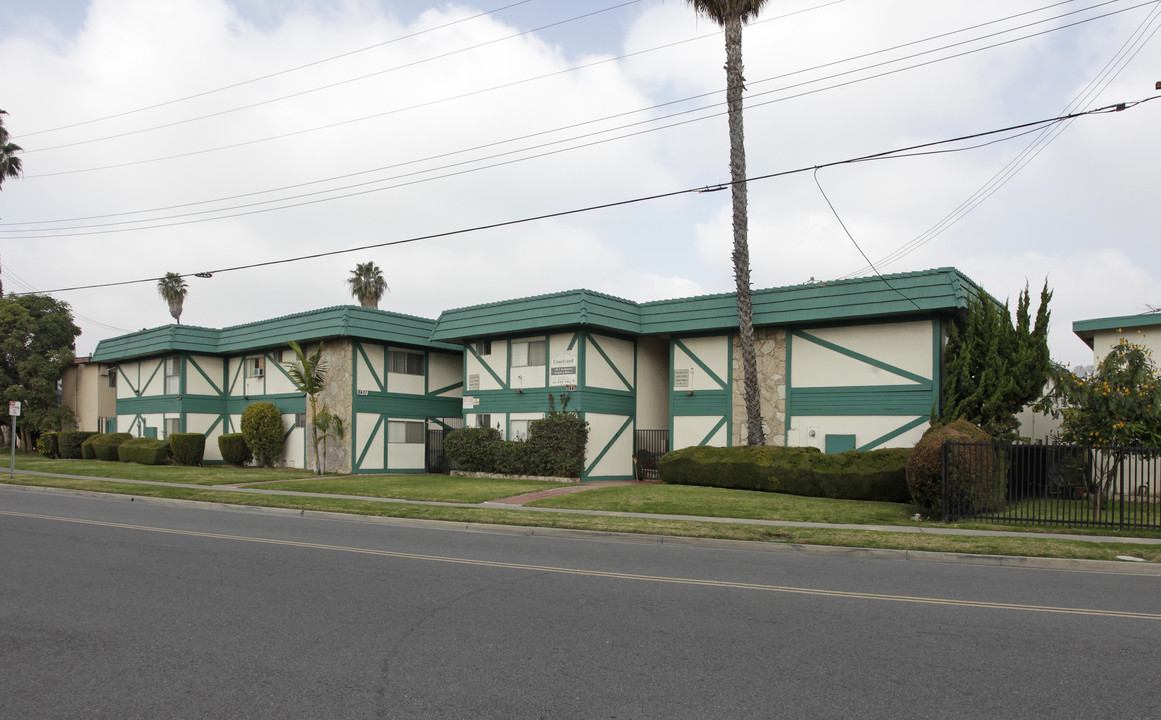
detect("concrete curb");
top-left (5, 482), bottom-right (1160, 576)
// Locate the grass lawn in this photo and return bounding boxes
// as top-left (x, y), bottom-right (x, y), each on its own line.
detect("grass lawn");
top-left (12, 453), bottom-right (315, 486)
top-left (527, 484), bottom-right (921, 526)
top-left (255, 475), bottom-right (572, 503)
top-left (4, 473), bottom-right (1160, 563)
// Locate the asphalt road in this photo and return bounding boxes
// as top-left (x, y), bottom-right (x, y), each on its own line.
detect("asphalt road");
top-left (2, 487), bottom-right (1159, 720)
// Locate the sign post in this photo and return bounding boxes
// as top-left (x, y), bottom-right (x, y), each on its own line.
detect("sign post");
top-left (8, 401), bottom-right (20, 480)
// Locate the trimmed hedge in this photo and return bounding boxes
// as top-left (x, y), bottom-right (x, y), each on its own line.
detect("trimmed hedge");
top-left (170, 433), bottom-right (206, 466)
top-left (85, 433), bottom-right (133, 461)
top-left (59, 431), bottom-right (98, 459)
top-left (37, 432), bottom-right (59, 459)
top-left (657, 445), bottom-right (912, 503)
top-left (241, 402), bottom-right (285, 468)
top-left (445, 411), bottom-right (590, 479)
top-left (906, 419), bottom-right (1000, 516)
top-left (218, 433), bottom-right (252, 466)
top-left (118, 437), bottom-right (172, 465)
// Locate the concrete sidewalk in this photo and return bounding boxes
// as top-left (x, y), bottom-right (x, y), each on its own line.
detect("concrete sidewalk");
top-left (9, 469), bottom-right (1161, 548)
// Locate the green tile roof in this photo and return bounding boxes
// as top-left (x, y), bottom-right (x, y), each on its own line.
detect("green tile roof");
top-left (431, 268), bottom-right (983, 342)
top-left (93, 306), bottom-right (457, 362)
top-left (1073, 312), bottom-right (1161, 348)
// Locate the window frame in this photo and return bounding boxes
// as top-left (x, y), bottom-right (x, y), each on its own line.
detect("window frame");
top-left (511, 340), bottom-right (546, 368)
top-left (164, 355), bottom-right (180, 394)
top-left (387, 349), bottom-right (424, 376)
top-left (387, 420), bottom-right (425, 444)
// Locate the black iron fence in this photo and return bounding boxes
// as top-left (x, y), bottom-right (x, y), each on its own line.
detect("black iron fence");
top-left (942, 442), bottom-right (1161, 529)
top-left (426, 418), bottom-right (464, 474)
top-left (634, 430), bottom-right (669, 480)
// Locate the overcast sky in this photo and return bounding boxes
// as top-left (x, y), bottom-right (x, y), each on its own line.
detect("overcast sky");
top-left (1, 0), bottom-right (1158, 368)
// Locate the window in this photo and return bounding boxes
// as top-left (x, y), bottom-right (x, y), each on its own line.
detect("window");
top-left (271, 349), bottom-right (284, 363)
top-left (249, 357), bottom-right (265, 378)
top-left (295, 413), bottom-right (306, 429)
top-left (476, 413), bottom-right (491, 429)
top-left (387, 420), bottom-right (424, 444)
top-left (388, 350), bottom-right (424, 375)
top-left (510, 419), bottom-right (532, 442)
top-left (164, 417), bottom-right (180, 439)
top-left (511, 340), bottom-right (546, 368)
top-left (474, 340), bottom-right (491, 355)
top-left (108, 369), bottom-right (117, 388)
top-left (165, 356), bottom-right (180, 394)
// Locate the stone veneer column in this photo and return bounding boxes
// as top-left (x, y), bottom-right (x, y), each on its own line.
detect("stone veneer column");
top-left (732, 327), bottom-right (786, 446)
top-left (310, 340), bottom-right (354, 474)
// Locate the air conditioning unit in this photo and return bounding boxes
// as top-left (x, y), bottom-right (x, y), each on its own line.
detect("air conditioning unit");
top-left (250, 357), bottom-right (265, 377)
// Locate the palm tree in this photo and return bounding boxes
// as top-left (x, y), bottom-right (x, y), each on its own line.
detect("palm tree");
top-left (687, 0), bottom-right (770, 446)
top-left (0, 109), bottom-right (23, 189)
top-left (347, 261), bottom-right (388, 309)
top-left (157, 272), bottom-right (188, 324)
top-left (284, 340), bottom-right (329, 474)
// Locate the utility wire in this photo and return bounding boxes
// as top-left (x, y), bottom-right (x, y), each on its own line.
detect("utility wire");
top-left (21, 1), bottom-right (642, 155)
top-left (18, 0), bottom-right (539, 139)
top-left (16, 96), bottom-right (1154, 296)
top-left (20, 0), bottom-right (1099, 179)
top-left (6, 0), bottom-right (1144, 234)
top-left (836, 0), bottom-right (1161, 278)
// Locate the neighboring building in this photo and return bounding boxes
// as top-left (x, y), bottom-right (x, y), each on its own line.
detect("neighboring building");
top-left (1072, 311), bottom-right (1161, 364)
top-left (91, 306), bottom-right (463, 473)
top-left (59, 356), bottom-right (118, 432)
top-left (432, 268), bottom-right (984, 480)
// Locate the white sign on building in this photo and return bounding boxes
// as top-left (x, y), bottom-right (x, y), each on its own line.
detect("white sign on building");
top-left (548, 352), bottom-right (578, 387)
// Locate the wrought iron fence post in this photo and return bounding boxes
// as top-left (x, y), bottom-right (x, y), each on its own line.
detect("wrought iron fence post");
top-left (941, 441), bottom-right (950, 522)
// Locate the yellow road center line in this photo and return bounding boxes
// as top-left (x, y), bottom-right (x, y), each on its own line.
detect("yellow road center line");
top-left (5, 509), bottom-right (1159, 620)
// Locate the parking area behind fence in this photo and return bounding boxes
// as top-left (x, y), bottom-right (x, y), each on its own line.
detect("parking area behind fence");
top-left (942, 442), bottom-right (1161, 530)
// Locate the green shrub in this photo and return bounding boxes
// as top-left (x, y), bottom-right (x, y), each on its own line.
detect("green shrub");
top-left (218, 433), bottom-right (252, 466)
top-left (906, 419), bottom-right (997, 516)
top-left (37, 432), bottom-right (59, 459)
top-left (445, 426), bottom-right (502, 472)
top-left (87, 433), bottom-right (132, 461)
top-left (59, 431), bottom-right (97, 459)
top-left (525, 411), bottom-right (588, 478)
top-left (241, 402), bottom-right (285, 468)
top-left (170, 433), bottom-right (206, 466)
top-left (117, 437), bottom-right (172, 465)
top-left (658, 445), bottom-right (912, 503)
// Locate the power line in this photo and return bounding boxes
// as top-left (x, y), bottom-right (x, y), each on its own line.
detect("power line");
top-left (18, 0), bottom-right (539, 139)
top-left (20, 1), bottom-right (643, 155)
top-left (19, 0), bottom-right (1101, 181)
top-left (17, 96), bottom-right (1153, 296)
top-left (5, 0), bottom-right (1143, 236)
top-left (836, 0), bottom-right (1161, 278)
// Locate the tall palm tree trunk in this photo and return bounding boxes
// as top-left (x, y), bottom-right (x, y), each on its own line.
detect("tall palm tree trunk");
top-left (724, 13), bottom-right (765, 446)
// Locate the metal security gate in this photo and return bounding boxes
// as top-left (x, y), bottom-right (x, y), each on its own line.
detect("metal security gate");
top-left (426, 418), bottom-right (464, 474)
top-left (634, 429), bottom-right (669, 480)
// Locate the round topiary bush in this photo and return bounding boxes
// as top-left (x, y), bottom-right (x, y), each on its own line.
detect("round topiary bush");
top-left (169, 433), bottom-right (206, 466)
top-left (906, 419), bottom-right (992, 516)
top-left (240, 402), bottom-right (285, 468)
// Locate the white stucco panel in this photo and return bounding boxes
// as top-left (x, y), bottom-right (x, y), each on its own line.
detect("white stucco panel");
top-left (673, 415), bottom-right (727, 449)
top-left (356, 343), bottom-right (385, 393)
top-left (428, 352), bottom-right (463, 396)
top-left (585, 334), bottom-right (633, 392)
top-left (792, 321), bottom-right (932, 388)
top-left (355, 412), bottom-right (385, 470)
top-left (674, 336), bottom-right (729, 391)
top-left (584, 413), bottom-right (633, 478)
top-left (185, 356), bottom-right (222, 396)
top-left (788, 415), bottom-right (929, 451)
top-left (185, 413), bottom-right (225, 462)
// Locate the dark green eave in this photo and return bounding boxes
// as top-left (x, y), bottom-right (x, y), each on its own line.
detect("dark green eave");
top-left (1073, 312), bottom-right (1161, 349)
top-left (93, 306), bottom-right (457, 363)
top-left (432, 268), bottom-right (983, 342)
top-left (431, 289), bottom-right (642, 343)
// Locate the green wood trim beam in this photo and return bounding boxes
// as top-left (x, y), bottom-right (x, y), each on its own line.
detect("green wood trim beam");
top-left (356, 415), bottom-right (386, 469)
top-left (585, 333), bottom-right (632, 392)
top-left (427, 381), bottom-right (463, 397)
top-left (118, 365), bottom-right (140, 398)
top-left (465, 343), bottom-right (508, 390)
top-left (698, 416), bottom-right (728, 446)
top-left (187, 356), bottom-right (224, 397)
top-left (584, 415), bottom-right (633, 477)
top-left (265, 350), bottom-right (296, 383)
top-left (140, 358), bottom-right (165, 397)
top-left (228, 358), bottom-right (245, 395)
top-left (857, 416), bottom-right (929, 451)
top-left (792, 330), bottom-right (929, 385)
top-left (356, 342), bottom-right (385, 393)
top-left (673, 338), bottom-right (727, 389)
